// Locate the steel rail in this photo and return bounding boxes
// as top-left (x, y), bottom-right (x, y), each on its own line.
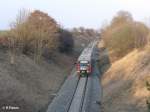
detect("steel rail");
top-left (67, 77), bottom-right (88, 112)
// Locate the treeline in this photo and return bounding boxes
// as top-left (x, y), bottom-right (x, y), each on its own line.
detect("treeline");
top-left (71, 27), bottom-right (100, 41)
top-left (72, 27), bottom-right (100, 45)
top-left (0, 9), bottom-right (74, 63)
top-left (70, 27), bottom-right (100, 53)
top-left (101, 11), bottom-right (149, 61)
top-left (0, 9), bottom-right (100, 64)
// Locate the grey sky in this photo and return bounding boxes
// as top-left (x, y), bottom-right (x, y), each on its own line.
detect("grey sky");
top-left (0, 0), bottom-right (150, 30)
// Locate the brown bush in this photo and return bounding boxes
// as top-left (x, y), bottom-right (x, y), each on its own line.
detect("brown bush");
top-left (134, 22), bottom-right (149, 49)
top-left (101, 11), bottom-right (149, 60)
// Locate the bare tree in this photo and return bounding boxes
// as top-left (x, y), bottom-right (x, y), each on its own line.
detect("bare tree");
top-left (9, 9), bottom-right (30, 64)
top-left (9, 9), bottom-right (59, 63)
top-left (27, 10), bottom-right (59, 62)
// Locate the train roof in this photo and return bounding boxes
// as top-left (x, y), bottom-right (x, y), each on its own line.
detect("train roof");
top-left (78, 40), bottom-right (97, 61)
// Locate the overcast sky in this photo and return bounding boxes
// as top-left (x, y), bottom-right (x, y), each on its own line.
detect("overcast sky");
top-left (0, 0), bottom-right (150, 30)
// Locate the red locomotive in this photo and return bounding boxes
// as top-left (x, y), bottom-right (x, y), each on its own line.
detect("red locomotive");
top-left (76, 60), bottom-right (92, 77)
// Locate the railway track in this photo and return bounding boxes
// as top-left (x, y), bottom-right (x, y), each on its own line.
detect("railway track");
top-left (67, 77), bottom-right (88, 112)
top-left (46, 40), bottom-right (101, 112)
top-left (67, 41), bottom-right (97, 112)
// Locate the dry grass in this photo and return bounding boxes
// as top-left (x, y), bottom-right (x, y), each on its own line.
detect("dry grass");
top-left (102, 45), bottom-right (150, 112)
top-left (0, 50), bottom-right (75, 112)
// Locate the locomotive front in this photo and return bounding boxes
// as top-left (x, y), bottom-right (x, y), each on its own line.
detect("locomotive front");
top-left (76, 60), bottom-right (92, 77)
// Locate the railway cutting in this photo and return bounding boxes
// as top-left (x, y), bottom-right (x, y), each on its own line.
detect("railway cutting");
top-left (46, 40), bottom-right (101, 112)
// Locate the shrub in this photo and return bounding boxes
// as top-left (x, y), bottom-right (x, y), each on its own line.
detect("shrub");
top-left (58, 29), bottom-right (74, 53)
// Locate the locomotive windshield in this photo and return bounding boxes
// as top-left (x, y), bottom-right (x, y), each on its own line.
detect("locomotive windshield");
top-left (80, 60), bottom-right (89, 67)
top-left (80, 63), bottom-right (88, 66)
